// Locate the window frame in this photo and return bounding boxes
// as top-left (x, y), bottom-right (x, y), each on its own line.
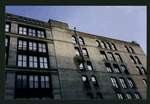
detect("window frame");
top-left (136, 66), bottom-right (143, 75)
top-left (134, 93), bottom-right (141, 99)
top-left (124, 46), bottom-right (130, 52)
top-left (126, 93), bottom-right (133, 99)
top-left (120, 65), bottom-right (129, 74)
top-left (87, 61), bottom-right (93, 71)
top-left (130, 55), bottom-right (136, 64)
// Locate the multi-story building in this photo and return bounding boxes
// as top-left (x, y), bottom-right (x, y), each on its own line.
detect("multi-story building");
top-left (5, 13), bottom-right (147, 99)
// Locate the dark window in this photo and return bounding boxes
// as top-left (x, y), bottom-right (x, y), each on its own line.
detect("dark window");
top-left (130, 55), bottom-right (136, 64)
top-left (127, 78), bottom-right (135, 88)
top-left (5, 36), bottom-right (10, 65)
top-left (72, 36), bottom-right (77, 43)
top-left (143, 79), bottom-right (147, 86)
top-left (134, 93), bottom-right (141, 99)
top-left (100, 51), bottom-right (107, 60)
top-left (115, 53), bottom-right (123, 62)
top-left (135, 56), bottom-right (142, 64)
top-left (111, 43), bottom-right (117, 50)
top-left (96, 93), bottom-right (103, 99)
top-left (82, 75), bottom-right (90, 88)
top-left (141, 67), bottom-right (147, 75)
top-left (129, 47), bottom-right (134, 53)
top-left (126, 93), bottom-right (133, 99)
top-left (111, 77), bottom-right (119, 88)
top-left (120, 65), bottom-right (129, 74)
top-left (75, 47), bottom-right (80, 56)
top-left (15, 73), bottom-right (52, 99)
top-left (87, 61), bottom-right (93, 71)
top-left (106, 42), bottom-right (111, 49)
top-left (113, 64), bottom-right (121, 73)
top-left (119, 78), bottom-right (127, 88)
top-left (101, 41), bottom-right (106, 48)
top-left (136, 66), bottom-right (143, 75)
top-left (87, 93), bottom-right (94, 99)
top-left (105, 63), bottom-right (113, 72)
top-left (91, 76), bottom-right (99, 87)
top-left (82, 48), bottom-right (89, 57)
top-left (117, 93), bottom-right (124, 99)
top-left (124, 46), bottom-right (130, 52)
top-left (79, 37), bottom-right (84, 45)
top-left (108, 52), bottom-right (115, 61)
top-left (96, 40), bottom-right (100, 47)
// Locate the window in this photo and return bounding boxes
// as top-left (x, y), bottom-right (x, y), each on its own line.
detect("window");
top-left (115, 53), bottom-right (123, 62)
top-left (134, 56), bottom-right (141, 64)
top-left (111, 43), bottom-right (117, 50)
top-left (29, 28), bottom-right (36, 36)
top-left (29, 56), bottom-right (38, 68)
top-left (108, 52), bottom-right (115, 61)
top-left (38, 43), bottom-right (46, 53)
top-left (37, 30), bottom-right (45, 38)
top-left (87, 93), bottom-right (94, 99)
top-left (113, 64), bottom-right (121, 73)
top-left (120, 65), bottom-right (129, 74)
top-left (105, 63), bottom-right (113, 72)
top-left (96, 40), bottom-right (100, 47)
top-left (124, 46), bottom-right (130, 52)
top-left (5, 23), bottom-right (10, 32)
top-left (79, 37), bottom-right (84, 45)
top-left (130, 55), bottom-right (136, 64)
top-left (134, 93), bottom-right (141, 99)
top-left (72, 36), bottom-right (77, 43)
top-left (91, 76), bottom-right (99, 87)
top-left (126, 93), bottom-right (133, 99)
top-left (29, 42), bottom-right (37, 51)
top-left (101, 41), bottom-right (106, 48)
top-left (136, 66), bottom-right (143, 75)
top-left (78, 60), bottom-right (84, 70)
top-left (96, 93), bottom-right (103, 99)
top-left (143, 79), bottom-right (147, 86)
top-left (5, 36), bottom-right (10, 65)
top-left (39, 57), bottom-right (48, 68)
top-left (129, 47), bottom-right (134, 53)
top-left (87, 61), bottom-right (93, 71)
top-left (111, 77), bottom-right (119, 88)
top-left (15, 74), bottom-right (52, 99)
top-left (100, 51), bottom-right (107, 60)
top-left (127, 78), bottom-right (135, 88)
top-left (18, 40), bottom-right (27, 50)
top-left (106, 42), bottom-right (111, 49)
top-left (117, 93), bottom-right (124, 99)
top-left (18, 55), bottom-right (27, 67)
top-left (119, 78), bottom-right (127, 88)
top-left (19, 26), bottom-right (27, 35)
top-left (5, 37), bottom-right (8, 47)
top-left (82, 75), bottom-right (90, 87)
top-left (141, 67), bottom-right (147, 75)
top-left (82, 48), bottom-right (89, 57)
top-left (75, 47), bottom-right (80, 56)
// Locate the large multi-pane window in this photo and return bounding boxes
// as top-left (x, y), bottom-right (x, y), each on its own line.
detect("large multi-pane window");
top-left (108, 52), bottom-right (115, 61)
top-left (72, 36), bottom-right (77, 43)
top-left (115, 53), bottom-right (122, 62)
top-left (78, 61), bottom-right (84, 70)
top-left (15, 74), bottom-right (52, 99)
top-left (113, 64), bottom-right (121, 73)
top-left (119, 78), bottom-right (127, 88)
top-left (126, 93), bottom-right (133, 99)
top-left (100, 51), bottom-right (107, 60)
top-left (17, 38), bottom-right (49, 68)
top-left (105, 63), bottom-right (113, 72)
top-left (120, 65), bottom-right (129, 74)
top-left (82, 48), bottom-right (89, 57)
top-left (111, 77), bottom-right (119, 88)
top-left (117, 93), bottom-right (124, 99)
top-left (18, 25), bottom-right (45, 38)
top-left (127, 78), bottom-right (135, 88)
top-left (134, 56), bottom-right (141, 64)
top-left (75, 47), bottom-right (80, 56)
top-left (134, 93), bottom-right (141, 99)
top-left (79, 37), bottom-right (84, 45)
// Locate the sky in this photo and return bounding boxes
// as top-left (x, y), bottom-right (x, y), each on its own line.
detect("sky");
top-left (5, 6), bottom-right (147, 55)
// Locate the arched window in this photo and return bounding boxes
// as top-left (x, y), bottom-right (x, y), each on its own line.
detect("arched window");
top-left (79, 37), bottom-right (84, 45)
top-left (91, 76), bottom-right (99, 87)
top-left (130, 55), bottom-right (136, 64)
top-left (105, 63), bottom-right (113, 72)
top-left (127, 78), bottom-right (135, 88)
top-left (87, 61), bottom-right (93, 71)
top-left (106, 42), bottom-right (111, 49)
top-left (101, 41), bottom-right (106, 48)
top-left (82, 48), bottom-right (89, 57)
top-left (129, 47), bottom-right (134, 53)
top-left (136, 66), bottom-right (143, 75)
top-left (134, 92), bottom-right (141, 99)
top-left (111, 43), bottom-right (117, 50)
top-left (134, 56), bottom-right (141, 64)
top-left (141, 67), bottom-right (147, 75)
top-left (143, 79), bottom-right (147, 86)
top-left (119, 77), bottom-right (127, 88)
top-left (113, 64), bottom-right (121, 73)
top-left (71, 36), bottom-right (77, 43)
top-left (120, 65), bottom-right (129, 74)
top-left (115, 53), bottom-right (123, 62)
top-left (96, 40), bottom-right (100, 47)
top-left (124, 46), bottom-right (130, 52)
top-left (100, 51), bottom-right (107, 60)
top-left (111, 77), bottom-right (119, 88)
top-left (74, 47), bottom-right (80, 56)
top-left (82, 75), bottom-right (90, 87)
top-left (108, 52), bottom-right (115, 61)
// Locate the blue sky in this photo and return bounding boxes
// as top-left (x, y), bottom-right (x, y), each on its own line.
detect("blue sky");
top-left (5, 6), bottom-right (147, 55)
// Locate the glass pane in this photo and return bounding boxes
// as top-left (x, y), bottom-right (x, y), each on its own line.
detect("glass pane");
top-left (45, 76), bottom-right (49, 81)
top-left (17, 75), bottom-right (21, 81)
top-left (37, 31), bottom-right (40, 34)
top-left (18, 61), bottom-right (22, 66)
top-left (29, 33), bottom-right (32, 36)
top-left (23, 32), bottom-right (26, 35)
top-left (43, 49), bottom-right (46, 52)
top-left (88, 65), bottom-right (92, 70)
top-left (46, 82), bottom-right (49, 88)
top-left (19, 31), bottom-right (22, 34)
top-left (23, 62), bottom-right (27, 67)
top-left (29, 62), bottom-right (33, 67)
top-left (40, 57), bottom-right (43, 62)
top-left (34, 62), bottom-right (37, 68)
top-left (44, 63), bottom-right (48, 68)
top-left (39, 48), bottom-right (42, 52)
top-left (23, 55), bottom-right (26, 61)
top-left (29, 56), bottom-right (33, 61)
top-left (34, 82), bottom-right (38, 88)
top-left (38, 43), bottom-right (42, 47)
top-left (29, 75), bottom-right (33, 81)
top-left (41, 82), bottom-right (45, 88)
top-left (22, 75), bottom-right (26, 81)
top-left (34, 76), bottom-right (38, 81)
top-left (22, 81), bottom-right (26, 88)
top-left (40, 63), bottom-right (43, 68)
top-left (29, 82), bottom-right (33, 88)
top-left (18, 55), bottom-right (22, 60)
top-left (33, 30), bottom-right (36, 33)
top-left (29, 29), bottom-right (32, 32)
top-left (17, 82), bottom-right (21, 88)
top-left (23, 28), bottom-right (26, 31)
top-left (44, 58), bottom-right (47, 62)
top-left (34, 57), bottom-right (37, 61)
top-left (41, 31), bottom-right (44, 34)
top-left (29, 42), bottom-right (32, 46)
top-left (19, 27), bottom-right (22, 30)
top-left (23, 41), bottom-right (26, 45)
top-left (92, 77), bottom-right (96, 82)
top-left (41, 76), bottom-right (44, 81)
top-left (29, 47), bottom-right (32, 50)
top-left (82, 76), bottom-right (86, 81)
top-left (33, 43), bottom-right (36, 47)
